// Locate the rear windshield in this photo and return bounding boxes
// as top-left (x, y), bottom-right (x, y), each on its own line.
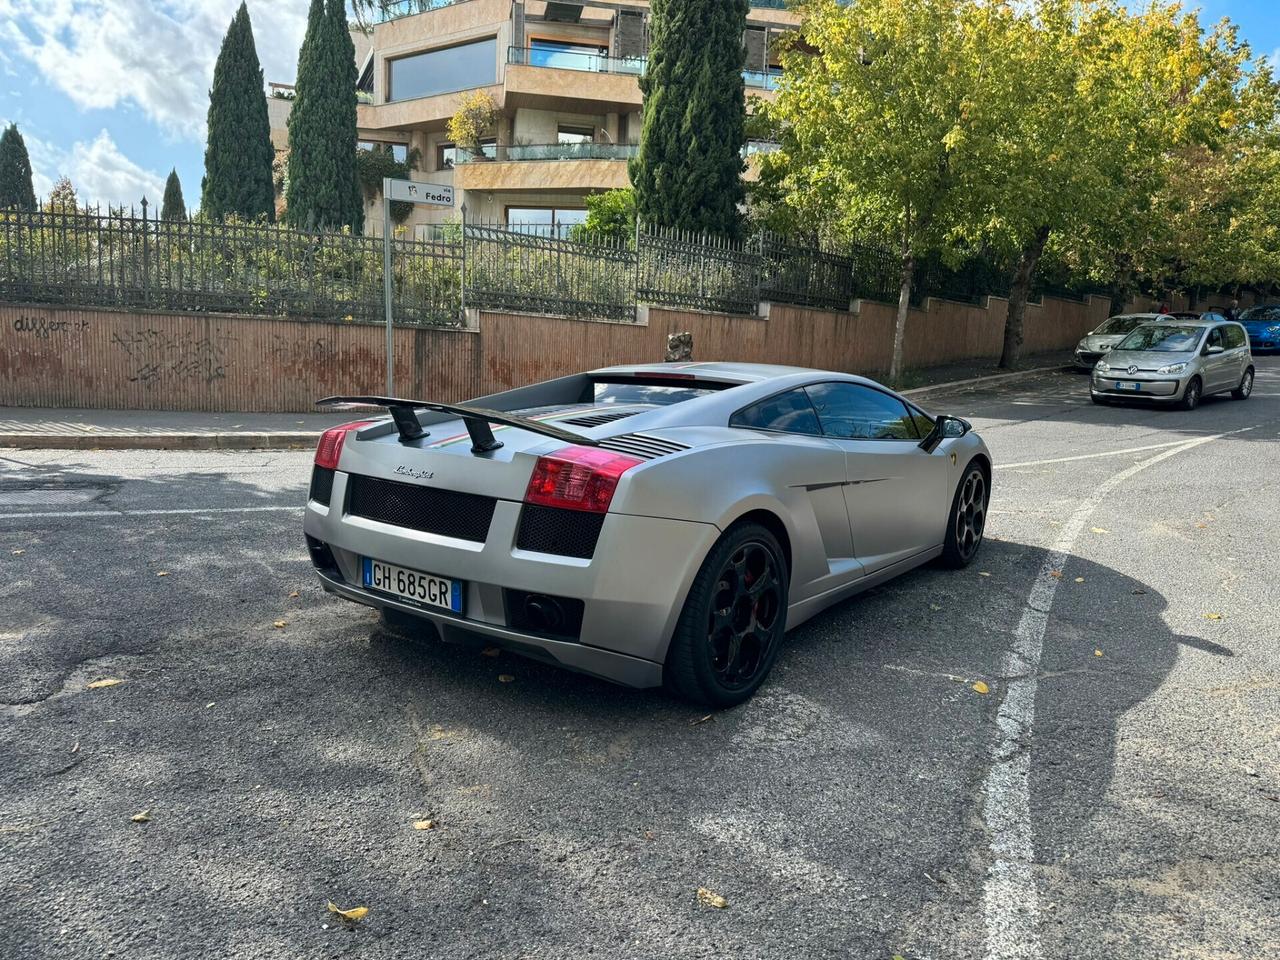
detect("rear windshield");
top-left (591, 378), bottom-right (723, 406)
top-left (1116, 325), bottom-right (1202, 352)
top-left (1241, 305), bottom-right (1280, 322)
top-left (1095, 315), bottom-right (1147, 335)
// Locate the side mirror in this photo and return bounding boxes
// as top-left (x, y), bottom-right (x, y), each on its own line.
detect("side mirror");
top-left (919, 415), bottom-right (970, 454)
top-left (1205, 344), bottom-right (1224, 355)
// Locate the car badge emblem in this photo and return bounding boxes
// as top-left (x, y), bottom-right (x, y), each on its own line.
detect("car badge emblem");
top-left (1127, 365), bottom-right (1138, 375)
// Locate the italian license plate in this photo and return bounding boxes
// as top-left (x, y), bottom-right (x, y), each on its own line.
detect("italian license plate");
top-left (363, 558), bottom-right (462, 613)
top-left (1115, 381), bottom-right (1140, 391)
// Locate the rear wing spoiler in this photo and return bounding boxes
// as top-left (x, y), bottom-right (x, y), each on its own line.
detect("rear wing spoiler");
top-left (316, 395), bottom-right (598, 453)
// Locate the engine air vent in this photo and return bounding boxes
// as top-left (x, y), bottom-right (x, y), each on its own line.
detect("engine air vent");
top-left (560, 409), bottom-right (642, 428)
top-left (596, 433), bottom-right (690, 460)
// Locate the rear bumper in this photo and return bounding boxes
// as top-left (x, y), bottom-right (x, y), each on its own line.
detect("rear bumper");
top-left (314, 570), bottom-right (665, 688)
top-left (303, 470), bottom-right (721, 686)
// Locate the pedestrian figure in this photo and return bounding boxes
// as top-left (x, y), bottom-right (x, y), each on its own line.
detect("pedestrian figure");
top-left (1224, 299), bottom-right (1239, 322)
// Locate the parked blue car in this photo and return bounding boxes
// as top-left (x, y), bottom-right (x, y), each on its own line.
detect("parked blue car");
top-left (1239, 304), bottom-right (1280, 352)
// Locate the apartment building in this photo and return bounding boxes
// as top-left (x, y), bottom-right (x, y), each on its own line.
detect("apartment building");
top-left (344, 0), bottom-right (797, 238)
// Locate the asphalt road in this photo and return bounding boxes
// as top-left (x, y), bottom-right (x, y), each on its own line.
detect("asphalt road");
top-left (1, 360), bottom-right (1277, 960)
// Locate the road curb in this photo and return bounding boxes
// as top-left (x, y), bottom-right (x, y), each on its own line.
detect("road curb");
top-left (901, 363), bottom-right (1073, 399)
top-left (0, 432), bottom-right (322, 451)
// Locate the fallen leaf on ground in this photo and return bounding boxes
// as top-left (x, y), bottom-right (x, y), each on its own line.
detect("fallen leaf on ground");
top-left (11, 549), bottom-right (24, 555)
top-left (498, 674), bottom-right (515, 683)
top-left (412, 819), bottom-right (436, 831)
top-left (130, 810), bottom-right (151, 823)
top-left (87, 678), bottom-right (124, 689)
top-left (691, 714), bottom-right (714, 726)
top-left (1094, 650), bottom-right (1103, 657)
top-left (979, 571), bottom-right (991, 577)
top-left (480, 647), bottom-right (501, 657)
top-left (1074, 577), bottom-right (1085, 583)
top-left (1204, 612), bottom-right (1223, 621)
top-left (697, 888), bottom-right (729, 909)
top-left (326, 902), bottom-right (369, 922)
top-left (1090, 527), bottom-right (1110, 535)
top-left (288, 591), bottom-right (300, 599)
top-left (1049, 570), bottom-right (1063, 579)
top-left (644, 830), bottom-right (656, 841)
top-left (273, 620), bottom-right (287, 629)
top-left (971, 680), bottom-right (990, 695)
top-left (1132, 589), bottom-right (1147, 595)
top-left (205, 702), bottom-right (215, 709)
top-left (156, 571), bottom-right (170, 577)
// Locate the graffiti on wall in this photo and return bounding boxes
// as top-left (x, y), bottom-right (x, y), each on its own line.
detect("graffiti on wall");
top-left (12, 315), bottom-right (90, 339)
top-left (110, 327), bottom-right (238, 385)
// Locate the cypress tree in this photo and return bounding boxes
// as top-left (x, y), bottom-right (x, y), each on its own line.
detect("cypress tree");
top-left (630, 0), bottom-right (749, 239)
top-left (201, 2), bottom-right (275, 221)
top-left (0, 123), bottom-right (37, 211)
top-left (287, 0), bottom-right (364, 231)
top-left (161, 169), bottom-right (186, 220)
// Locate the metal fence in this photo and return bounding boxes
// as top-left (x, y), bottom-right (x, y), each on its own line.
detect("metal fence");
top-left (0, 207), bottom-right (463, 326)
top-left (2, 205), bottom-right (1107, 327)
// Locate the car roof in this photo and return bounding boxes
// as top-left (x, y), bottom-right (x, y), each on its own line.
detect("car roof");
top-left (589, 361), bottom-right (825, 384)
top-left (1154, 317), bottom-right (1231, 328)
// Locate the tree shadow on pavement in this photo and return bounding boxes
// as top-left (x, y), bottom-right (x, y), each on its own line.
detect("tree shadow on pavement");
top-left (1, 526), bottom-right (1263, 960)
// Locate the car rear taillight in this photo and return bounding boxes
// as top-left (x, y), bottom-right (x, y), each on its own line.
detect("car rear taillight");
top-left (314, 421), bottom-right (376, 470)
top-left (524, 445), bottom-right (644, 513)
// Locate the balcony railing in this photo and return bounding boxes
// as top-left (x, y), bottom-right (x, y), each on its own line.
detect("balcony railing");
top-left (455, 142), bottom-right (639, 163)
top-left (507, 45), bottom-right (646, 76)
top-left (508, 45), bottom-right (784, 89)
top-left (366, 0), bottom-right (472, 24)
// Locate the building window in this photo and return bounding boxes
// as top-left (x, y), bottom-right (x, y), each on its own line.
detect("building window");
top-left (388, 37), bottom-right (497, 102)
top-left (505, 206), bottom-right (588, 238)
top-left (529, 38), bottom-right (609, 72)
top-left (437, 138), bottom-right (497, 169)
top-left (557, 125), bottom-right (596, 144)
top-left (359, 140), bottom-right (408, 163)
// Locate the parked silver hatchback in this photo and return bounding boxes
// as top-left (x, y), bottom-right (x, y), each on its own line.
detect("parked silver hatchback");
top-left (1090, 319), bottom-right (1254, 410)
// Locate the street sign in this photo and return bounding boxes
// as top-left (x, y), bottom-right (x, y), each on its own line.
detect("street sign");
top-left (385, 178), bottom-right (453, 207)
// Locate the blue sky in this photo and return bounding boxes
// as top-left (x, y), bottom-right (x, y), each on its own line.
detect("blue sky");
top-left (0, 1), bottom-right (1275, 211)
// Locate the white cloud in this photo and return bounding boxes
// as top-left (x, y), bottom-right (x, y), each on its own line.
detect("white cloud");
top-left (17, 127), bottom-right (166, 208)
top-left (0, 0), bottom-right (307, 141)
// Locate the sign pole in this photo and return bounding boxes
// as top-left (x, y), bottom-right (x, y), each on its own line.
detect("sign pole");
top-left (382, 179), bottom-right (394, 395)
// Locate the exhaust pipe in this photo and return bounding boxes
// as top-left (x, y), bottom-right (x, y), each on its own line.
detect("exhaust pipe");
top-left (522, 595), bottom-right (565, 633)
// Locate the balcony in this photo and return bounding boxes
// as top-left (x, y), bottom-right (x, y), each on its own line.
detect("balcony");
top-left (455, 142), bottom-right (639, 163)
top-left (507, 45), bottom-right (645, 76)
top-left (506, 45), bottom-right (782, 93)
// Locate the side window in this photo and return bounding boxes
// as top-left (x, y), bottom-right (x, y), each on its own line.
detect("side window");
top-left (1206, 327), bottom-right (1225, 350)
top-left (906, 405), bottom-right (936, 438)
top-left (1227, 325), bottom-right (1245, 348)
top-left (804, 382), bottom-right (922, 440)
top-left (730, 388), bottom-right (822, 436)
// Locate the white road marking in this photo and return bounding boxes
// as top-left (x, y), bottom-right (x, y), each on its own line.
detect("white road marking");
top-left (982, 429), bottom-right (1239, 960)
top-left (997, 427), bottom-right (1256, 470)
top-left (0, 505), bottom-right (299, 521)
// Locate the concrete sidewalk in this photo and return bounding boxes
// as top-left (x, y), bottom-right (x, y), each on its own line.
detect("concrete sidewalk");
top-left (0, 358), bottom-right (1071, 450)
top-left (0, 408), bottom-right (354, 451)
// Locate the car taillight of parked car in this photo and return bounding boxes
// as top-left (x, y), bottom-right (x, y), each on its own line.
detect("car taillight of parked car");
top-left (524, 445), bottom-right (644, 513)
top-left (314, 421), bottom-right (377, 470)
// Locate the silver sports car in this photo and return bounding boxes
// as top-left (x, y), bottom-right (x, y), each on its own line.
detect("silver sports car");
top-left (304, 363), bottom-right (992, 706)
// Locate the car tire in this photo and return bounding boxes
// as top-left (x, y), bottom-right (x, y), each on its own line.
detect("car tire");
top-left (1178, 376), bottom-right (1202, 411)
top-left (940, 461), bottom-right (988, 569)
top-left (665, 521), bottom-right (789, 708)
top-left (1231, 367), bottom-right (1255, 400)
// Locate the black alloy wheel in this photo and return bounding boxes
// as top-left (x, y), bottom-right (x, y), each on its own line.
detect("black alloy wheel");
top-left (941, 463), bottom-right (988, 568)
top-left (666, 522), bottom-right (789, 707)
